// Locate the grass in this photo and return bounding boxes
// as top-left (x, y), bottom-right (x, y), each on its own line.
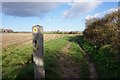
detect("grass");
top-left (44, 36), bottom-right (89, 78)
top-left (70, 43), bottom-right (89, 78)
top-left (44, 37), bottom-right (69, 78)
top-left (2, 44), bottom-right (34, 80)
top-left (2, 36), bottom-right (70, 79)
top-left (76, 35), bottom-right (120, 78)
top-left (2, 35), bottom-right (90, 79)
top-left (67, 37), bottom-right (89, 78)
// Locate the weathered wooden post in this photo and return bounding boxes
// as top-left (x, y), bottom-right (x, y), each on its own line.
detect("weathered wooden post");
top-left (32, 25), bottom-right (45, 79)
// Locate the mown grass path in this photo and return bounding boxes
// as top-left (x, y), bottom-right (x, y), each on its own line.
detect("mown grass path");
top-left (58, 42), bottom-right (81, 78)
top-left (67, 36), bottom-right (97, 78)
top-left (44, 35), bottom-right (90, 78)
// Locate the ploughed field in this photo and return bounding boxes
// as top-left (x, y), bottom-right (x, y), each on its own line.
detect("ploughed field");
top-left (2, 33), bottom-right (74, 48)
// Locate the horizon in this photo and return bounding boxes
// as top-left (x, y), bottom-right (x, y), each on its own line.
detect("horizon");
top-left (0, 28), bottom-right (83, 32)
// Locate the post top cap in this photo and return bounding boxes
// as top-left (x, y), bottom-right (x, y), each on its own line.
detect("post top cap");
top-left (32, 25), bottom-right (43, 34)
top-left (33, 25), bottom-right (42, 28)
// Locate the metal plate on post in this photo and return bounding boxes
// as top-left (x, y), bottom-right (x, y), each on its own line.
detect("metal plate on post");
top-left (32, 25), bottom-right (45, 79)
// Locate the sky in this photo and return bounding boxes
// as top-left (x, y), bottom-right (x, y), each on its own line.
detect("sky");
top-left (0, 1), bottom-right (119, 32)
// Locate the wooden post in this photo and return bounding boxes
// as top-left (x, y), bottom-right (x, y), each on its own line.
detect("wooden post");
top-left (32, 25), bottom-right (45, 79)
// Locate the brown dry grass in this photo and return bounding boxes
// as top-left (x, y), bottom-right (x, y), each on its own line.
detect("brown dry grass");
top-left (2, 33), bottom-right (74, 48)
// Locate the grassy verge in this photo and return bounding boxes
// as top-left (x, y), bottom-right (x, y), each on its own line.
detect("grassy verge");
top-left (67, 37), bottom-right (89, 78)
top-left (77, 35), bottom-right (120, 78)
top-left (44, 37), bottom-right (69, 78)
top-left (2, 44), bottom-right (34, 80)
top-left (2, 36), bottom-right (70, 79)
top-left (70, 43), bottom-right (89, 78)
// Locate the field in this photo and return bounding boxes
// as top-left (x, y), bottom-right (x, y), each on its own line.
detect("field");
top-left (2, 33), bottom-right (84, 79)
top-left (2, 33), bottom-right (74, 48)
top-left (1, 33), bottom-right (120, 79)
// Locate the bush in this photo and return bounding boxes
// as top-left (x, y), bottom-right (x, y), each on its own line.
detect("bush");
top-left (83, 8), bottom-right (120, 54)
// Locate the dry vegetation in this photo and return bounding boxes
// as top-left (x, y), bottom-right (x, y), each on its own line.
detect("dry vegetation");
top-left (2, 33), bottom-right (77, 48)
top-left (2, 33), bottom-right (32, 48)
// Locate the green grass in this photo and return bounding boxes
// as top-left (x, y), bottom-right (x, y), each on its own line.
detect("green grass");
top-left (67, 36), bottom-right (90, 78)
top-left (68, 42), bottom-right (89, 78)
top-left (77, 35), bottom-right (120, 78)
top-left (44, 37), bottom-right (69, 78)
top-left (2, 36), bottom-right (70, 79)
top-left (2, 35), bottom-right (90, 79)
top-left (2, 44), bottom-right (34, 80)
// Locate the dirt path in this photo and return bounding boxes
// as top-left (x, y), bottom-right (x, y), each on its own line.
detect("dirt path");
top-left (79, 47), bottom-right (97, 78)
top-left (58, 41), bottom-right (97, 78)
top-left (58, 42), bottom-right (81, 78)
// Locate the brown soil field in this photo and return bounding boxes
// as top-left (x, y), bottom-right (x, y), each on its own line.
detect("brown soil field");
top-left (1, 33), bottom-right (77, 48)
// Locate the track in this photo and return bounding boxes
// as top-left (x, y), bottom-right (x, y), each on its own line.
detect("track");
top-left (58, 40), bottom-right (97, 78)
top-left (58, 42), bottom-right (81, 78)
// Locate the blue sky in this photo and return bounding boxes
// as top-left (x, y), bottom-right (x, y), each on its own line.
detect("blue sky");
top-left (1, 2), bottom-right (118, 32)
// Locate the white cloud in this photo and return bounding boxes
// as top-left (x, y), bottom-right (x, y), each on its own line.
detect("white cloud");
top-left (85, 13), bottom-right (101, 20)
top-left (86, 8), bottom-right (118, 20)
top-left (0, 2), bottom-right (2, 12)
top-left (2, 1), bottom-right (102, 18)
top-left (107, 8), bottom-right (118, 13)
top-left (63, 1), bottom-right (102, 18)
top-left (86, 15), bottom-right (94, 20)
top-left (2, 0), bottom-right (119, 2)
top-left (2, 2), bottom-right (61, 17)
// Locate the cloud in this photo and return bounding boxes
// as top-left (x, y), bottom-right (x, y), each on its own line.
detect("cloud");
top-left (86, 8), bottom-right (118, 20)
top-left (0, 2), bottom-right (2, 12)
top-left (85, 13), bottom-right (101, 20)
top-left (2, 0), bottom-right (119, 2)
top-left (63, 0), bottom-right (102, 18)
top-left (107, 8), bottom-right (118, 13)
top-left (2, 2), bottom-right (61, 17)
top-left (2, 1), bottom-right (102, 18)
